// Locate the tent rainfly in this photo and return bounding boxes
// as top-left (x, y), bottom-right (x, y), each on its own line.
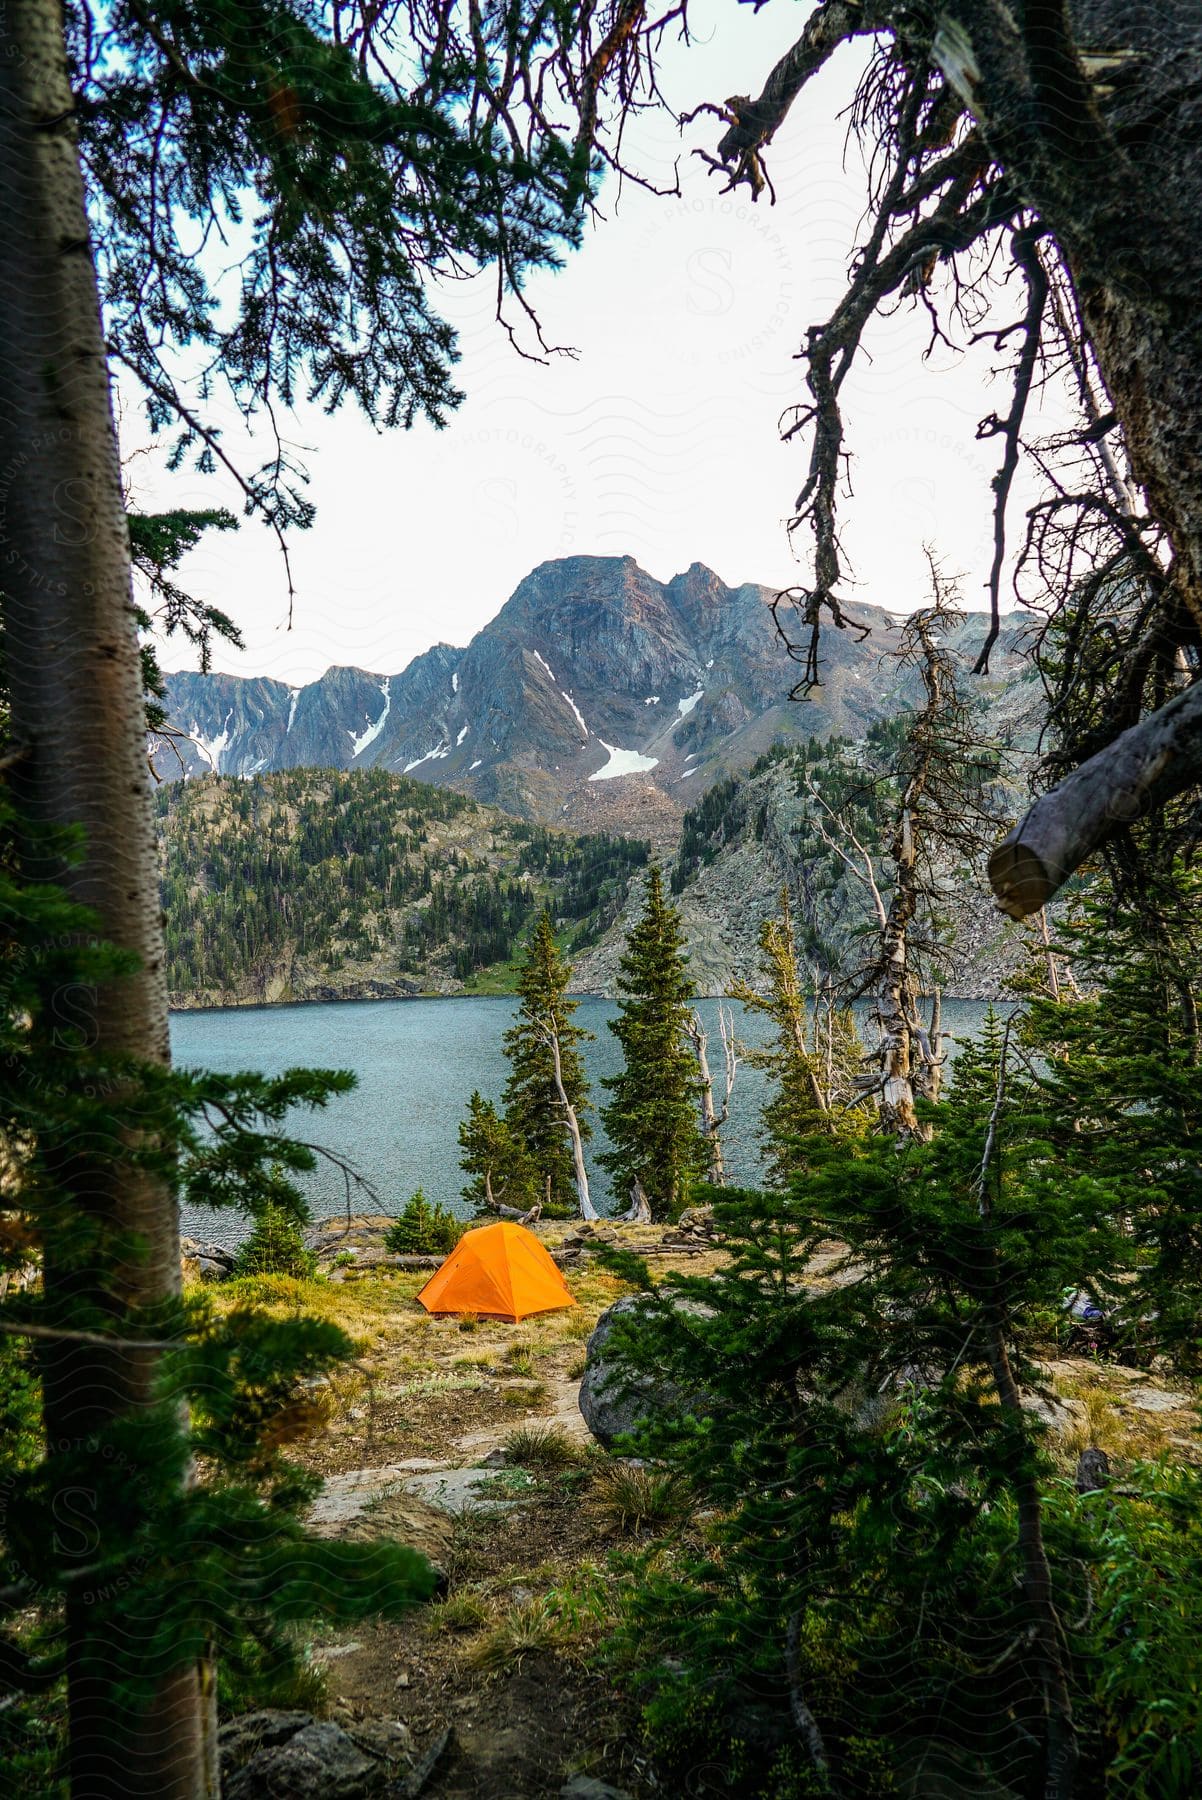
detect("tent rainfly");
top-left (415, 1221), bottom-right (577, 1323)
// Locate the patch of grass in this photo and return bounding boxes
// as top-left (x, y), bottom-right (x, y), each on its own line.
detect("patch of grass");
top-left (453, 1352), bottom-right (496, 1371)
top-left (468, 1597), bottom-right (575, 1673)
top-left (561, 1312), bottom-right (594, 1341)
top-left (456, 1312), bottom-right (480, 1333)
top-left (470, 1567), bottom-right (614, 1674)
top-left (567, 1353), bottom-right (589, 1381)
top-left (388, 1370), bottom-right (490, 1399)
top-left (504, 1424), bottom-right (583, 1469)
top-left (502, 1381), bottom-right (548, 1409)
top-left (425, 1590), bottom-right (492, 1635)
top-left (597, 1462), bottom-right (692, 1533)
top-left (1051, 1367), bottom-right (1198, 1463)
top-left (506, 1347), bottom-right (537, 1377)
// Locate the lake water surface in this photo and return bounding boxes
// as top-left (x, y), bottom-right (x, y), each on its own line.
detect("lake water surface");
top-left (172, 995), bottom-right (994, 1244)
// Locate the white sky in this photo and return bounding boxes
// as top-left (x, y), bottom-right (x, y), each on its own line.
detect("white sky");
top-left (125, 1), bottom-right (1068, 686)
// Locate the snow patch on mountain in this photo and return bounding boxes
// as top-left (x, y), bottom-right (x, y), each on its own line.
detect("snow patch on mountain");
top-left (677, 687), bottom-right (704, 717)
top-left (286, 690), bottom-right (300, 734)
top-left (589, 741), bottom-right (659, 781)
top-left (456, 724), bottom-right (469, 746)
top-left (192, 709), bottom-right (233, 773)
top-left (349, 679), bottom-right (391, 758)
top-left (561, 689), bottom-right (589, 739)
top-left (403, 741), bottom-right (450, 772)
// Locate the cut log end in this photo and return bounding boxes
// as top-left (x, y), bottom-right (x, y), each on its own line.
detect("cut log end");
top-left (988, 836), bottom-right (1055, 920)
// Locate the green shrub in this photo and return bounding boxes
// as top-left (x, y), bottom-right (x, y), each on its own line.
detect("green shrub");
top-left (233, 1203), bottom-right (317, 1279)
top-left (384, 1188), bottom-right (463, 1256)
top-left (1073, 1459), bottom-right (1202, 1795)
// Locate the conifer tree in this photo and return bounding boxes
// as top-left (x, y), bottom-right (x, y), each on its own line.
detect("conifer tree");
top-left (383, 1189), bottom-right (461, 1257)
top-left (595, 1013), bottom-right (1124, 1797)
top-left (600, 867), bottom-right (705, 1220)
top-left (1021, 871), bottom-right (1202, 1371)
top-left (502, 910), bottom-right (591, 1219)
top-left (458, 1092), bottom-right (538, 1218)
top-left (0, 4), bottom-right (656, 1787)
top-left (733, 889), bottom-right (865, 1186)
top-left (0, 819), bottom-right (437, 1793)
top-left (233, 1200), bottom-right (317, 1280)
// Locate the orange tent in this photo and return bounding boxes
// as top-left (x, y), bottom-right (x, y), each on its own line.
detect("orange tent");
top-left (415, 1221), bottom-right (577, 1323)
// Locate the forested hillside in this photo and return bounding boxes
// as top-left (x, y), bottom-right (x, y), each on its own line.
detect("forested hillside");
top-left (576, 721), bottom-right (1044, 998)
top-left (156, 769), bottom-right (647, 1007)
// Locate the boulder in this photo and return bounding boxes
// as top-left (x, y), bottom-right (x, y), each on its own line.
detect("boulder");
top-left (220, 1711), bottom-right (402, 1800)
top-left (578, 1295), bottom-right (712, 1449)
top-left (180, 1238), bottom-right (236, 1282)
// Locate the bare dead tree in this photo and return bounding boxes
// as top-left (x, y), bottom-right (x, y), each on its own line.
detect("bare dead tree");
top-left (537, 1017), bottom-right (599, 1221)
top-left (479, 1171), bottom-right (542, 1226)
top-left (686, 1005), bottom-right (738, 1184)
top-left (805, 560), bottom-right (1002, 1138)
top-left (688, 2), bottom-right (1202, 920)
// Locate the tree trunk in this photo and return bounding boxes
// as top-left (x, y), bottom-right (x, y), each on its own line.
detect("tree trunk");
top-left (687, 1012), bottom-right (726, 1184)
top-left (875, 812), bottom-right (926, 1140)
top-left (975, 1031), bottom-right (1078, 1800)
top-left (0, 4), bottom-right (209, 1792)
top-left (543, 1018), bottom-right (597, 1219)
top-left (622, 1179), bottom-right (653, 1224)
top-left (982, 1323), bottom-right (1079, 1800)
top-left (482, 1172), bottom-right (542, 1224)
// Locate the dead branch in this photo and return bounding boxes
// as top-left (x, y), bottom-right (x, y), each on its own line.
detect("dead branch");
top-left (804, 778), bottom-right (888, 930)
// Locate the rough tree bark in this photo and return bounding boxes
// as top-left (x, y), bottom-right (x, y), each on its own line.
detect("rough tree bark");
top-left (621, 1178), bottom-right (653, 1224)
top-left (944, 0), bottom-right (1202, 635)
top-left (0, 2), bottom-right (209, 1792)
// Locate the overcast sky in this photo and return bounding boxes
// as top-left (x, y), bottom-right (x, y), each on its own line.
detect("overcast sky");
top-left (126, 1), bottom-right (1069, 686)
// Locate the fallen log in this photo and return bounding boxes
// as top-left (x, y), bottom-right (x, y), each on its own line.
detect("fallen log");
top-left (989, 679), bottom-right (1202, 918)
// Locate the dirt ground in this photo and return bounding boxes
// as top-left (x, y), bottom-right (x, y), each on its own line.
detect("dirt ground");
top-left (212, 1222), bottom-right (682, 1797)
top-left (206, 1220), bottom-right (1201, 1800)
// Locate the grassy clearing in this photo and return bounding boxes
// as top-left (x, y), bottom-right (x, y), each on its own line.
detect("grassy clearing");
top-left (1048, 1364), bottom-right (1201, 1464)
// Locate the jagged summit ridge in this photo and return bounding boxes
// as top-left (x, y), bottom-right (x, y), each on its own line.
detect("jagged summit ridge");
top-left (157, 555), bottom-right (1028, 837)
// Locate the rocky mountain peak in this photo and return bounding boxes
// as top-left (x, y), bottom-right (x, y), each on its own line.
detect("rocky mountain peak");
top-left (158, 553), bottom-right (1032, 841)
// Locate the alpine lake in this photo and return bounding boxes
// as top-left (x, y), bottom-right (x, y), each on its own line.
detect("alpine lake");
top-left (173, 994), bottom-right (995, 1247)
